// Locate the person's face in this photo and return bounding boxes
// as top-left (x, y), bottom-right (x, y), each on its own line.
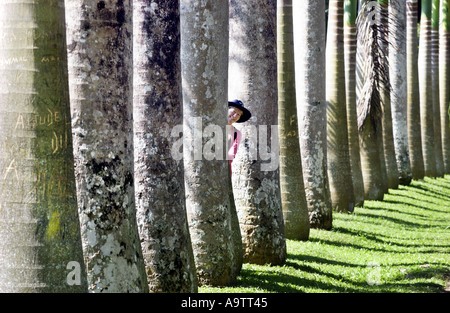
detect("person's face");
top-left (228, 106), bottom-right (243, 125)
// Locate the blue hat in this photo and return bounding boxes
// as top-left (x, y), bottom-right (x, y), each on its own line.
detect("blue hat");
top-left (228, 99), bottom-right (251, 123)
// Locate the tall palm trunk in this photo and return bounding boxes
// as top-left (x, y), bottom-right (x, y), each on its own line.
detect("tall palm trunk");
top-left (294, 0), bottom-right (333, 229)
top-left (432, 0), bottom-right (445, 176)
top-left (389, 0), bottom-right (413, 185)
top-left (327, 0), bottom-right (355, 212)
top-left (229, 0), bottom-right (287, 265)
top-left (0, 0), bottom-right (87, 292)
top-left (181, 0), bottom-right (240, 285)
top-left (407, 0), bottom-right (425, 178)
top-left (344, 0), bottom-right (365, 207)
top-left (65, 1), bottom-right (148, 292)
top-left (419, 0), bottom-right (437, 177)
top-left (277, 0), bottom-right (310, 240)
top-left (356, 0), bottom-right (388, 200)
top-left (440, 0), bottom-right (450, 173)
top-left (379, 0), bottom-right (400, 190)
top-left (133, 0), bottom-right (197, 292)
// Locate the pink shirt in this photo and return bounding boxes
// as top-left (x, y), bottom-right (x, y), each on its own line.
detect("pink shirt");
top-left (228, 127), bottom-right (242, 174)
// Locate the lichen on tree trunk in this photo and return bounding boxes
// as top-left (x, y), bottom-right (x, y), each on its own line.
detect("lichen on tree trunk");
top-left (0, 0), bottom-right (87, 292)
top-left (133, 0), bottom-right (197, 293)
top-left (65, 0), bottom-right (148, 292)
top-left (180, 0), bottom-right (240, 286)
top-left (229, 0), bottom-right (287, 264)
top-left (293, 0), bottom-right (333, 229)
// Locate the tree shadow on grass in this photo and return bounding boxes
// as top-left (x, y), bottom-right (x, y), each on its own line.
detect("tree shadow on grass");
top-left (236, 255), bottom-right (448, 293)
top-left (428, 177), bottom-right (450, 191)
top-left (388, 266), bottom-right (450, 293)
top-left (366, 194), bottom-right (445, 214)
top-left (380, 198), bottom-right (442, 215)
top-left (400, 184), bottom-right (450, 204)
top-left (310, 228), bottom-right (449, 252)
top-left (353, 212), bottom-right (430, 229)
top-left (406, 266), bottom-right (450, 281)
top-left (288, 253), bottom-right (363, 268)
top-left (417, 178), bottom-right (450, 196)
top-left (286, 258), bottom-right (449, 293)
top-left (235, 262), bottom-right (361, 293)
top-left (363, 200), bottom-right (429, 218)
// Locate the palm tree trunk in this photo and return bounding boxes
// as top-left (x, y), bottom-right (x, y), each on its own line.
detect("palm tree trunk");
top-left (419, 0), bottom-right (437, 177)
top-left (356, 0), bottom-right (386, 200)
top-left (379, 0), bottom-right (400, 190)
top-left (229, 0), bottom-right (287, 265)
top-left (432, 0), bottom-right (445, 176)
top-left (181, 0), bottom-right (240, 285)
top-left (344, 0), bottom-right (365, 207)
top-left (0, 0), bottom-right (87, 292)
top-left (133, 0), bottom-right (197, 292)
top-left (407, 0), bottom-right (426, 178)
top-left (294, 0), bottom-right (333, 229)
top-left (65, 0), bottom-right (148, 292)
top-left (440, 0), bottom-right (450, 173)
top-left (327, 0), bottom-right (356, 212)
top-left (389, 0), bottom-right (413, 185)
top-left (277, 0), bottom-right (310, 240)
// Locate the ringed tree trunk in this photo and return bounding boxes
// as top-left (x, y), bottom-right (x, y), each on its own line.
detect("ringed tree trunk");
top-left (277, 0), bottom-right (310, 240)
top-left (326, 0), bottom-right (356, 212)
top-left (432, 0), bottom-right (445, 176)
top-left (181, 0), bottom-right (241, 285)
top-left (440, 0), bottom-right (450, 173)
top-left (389, 0), bottom-right (413, 185)
top-left (379, 0), bottom-right (399, 190)
top-left (0, 0), bottom-right (87, 292)
top-left (407, 0), bottom-right (425, 179)
top-left (65, 0), bottom-right (148, 292)
top-left (344, 0), bottom-right (365, 207)
top-left (419, 0), bottom-right (437, 177)
top-left (133, 0), bottom-right (197, 292)
top-left (229, 0), bottom-right (287, 264)
top-left (293, 0), bottom-right (333, 229)
top-left (356, 0), bottom-right (386, 200)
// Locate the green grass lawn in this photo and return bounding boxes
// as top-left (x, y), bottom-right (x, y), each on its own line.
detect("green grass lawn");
top-left (201, 175), bottom-right (450, 293)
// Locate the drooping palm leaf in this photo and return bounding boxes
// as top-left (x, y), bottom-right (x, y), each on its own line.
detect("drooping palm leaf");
top-left (356, 1), bottom-right (392, 132)
top-left (356, 0), bottom-right (395, 199)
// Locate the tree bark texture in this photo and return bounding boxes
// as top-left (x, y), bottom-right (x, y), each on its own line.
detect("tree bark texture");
top-left (389, 0), bottom-right (413, 185)
top-left (65, 0), bottom-right (148, 292)
top-left (432, 0), bottom-right (445, 176)
top-left (294, 0), bottom-right (333, 229)
top-left (440, 0), bottom-right (450, 173)
top-left (326, 0), bottom-right (356, 212)
top-left (344, 0), bottom-right (365, 207)
top-left (407, 0), bottom-right (425, 179)
top-left (419, 0), bottom-right (437, 177)
top-left (180, 0), bottom-right (241, 285)
top-left (356, 0), bottom-right (385, 200)
top-left (379, 1), bottom-right (400, 190)
top-left (229, 0), bottom-right (287, 264)
top-left (277, 0), bottom-right (310, 240)
top-left (358, 122), bottom-right (385, 200)
top-left (133, 0), bottom-right (197, 293)
top-left (0, 0), bottom-right (87, 292)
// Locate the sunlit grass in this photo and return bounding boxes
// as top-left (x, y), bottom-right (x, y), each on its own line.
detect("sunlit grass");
top-left (200, 175), bottom-right (450, 293)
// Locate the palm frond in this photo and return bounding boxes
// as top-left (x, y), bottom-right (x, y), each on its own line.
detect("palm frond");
top-left (356, 1), bottom-right (398, 133)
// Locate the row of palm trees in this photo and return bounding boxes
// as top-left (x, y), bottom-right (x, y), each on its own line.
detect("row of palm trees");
top-left (293, 0), bottom-right (450, 233)
top-left (0, 0), bottom-right (448, 293)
